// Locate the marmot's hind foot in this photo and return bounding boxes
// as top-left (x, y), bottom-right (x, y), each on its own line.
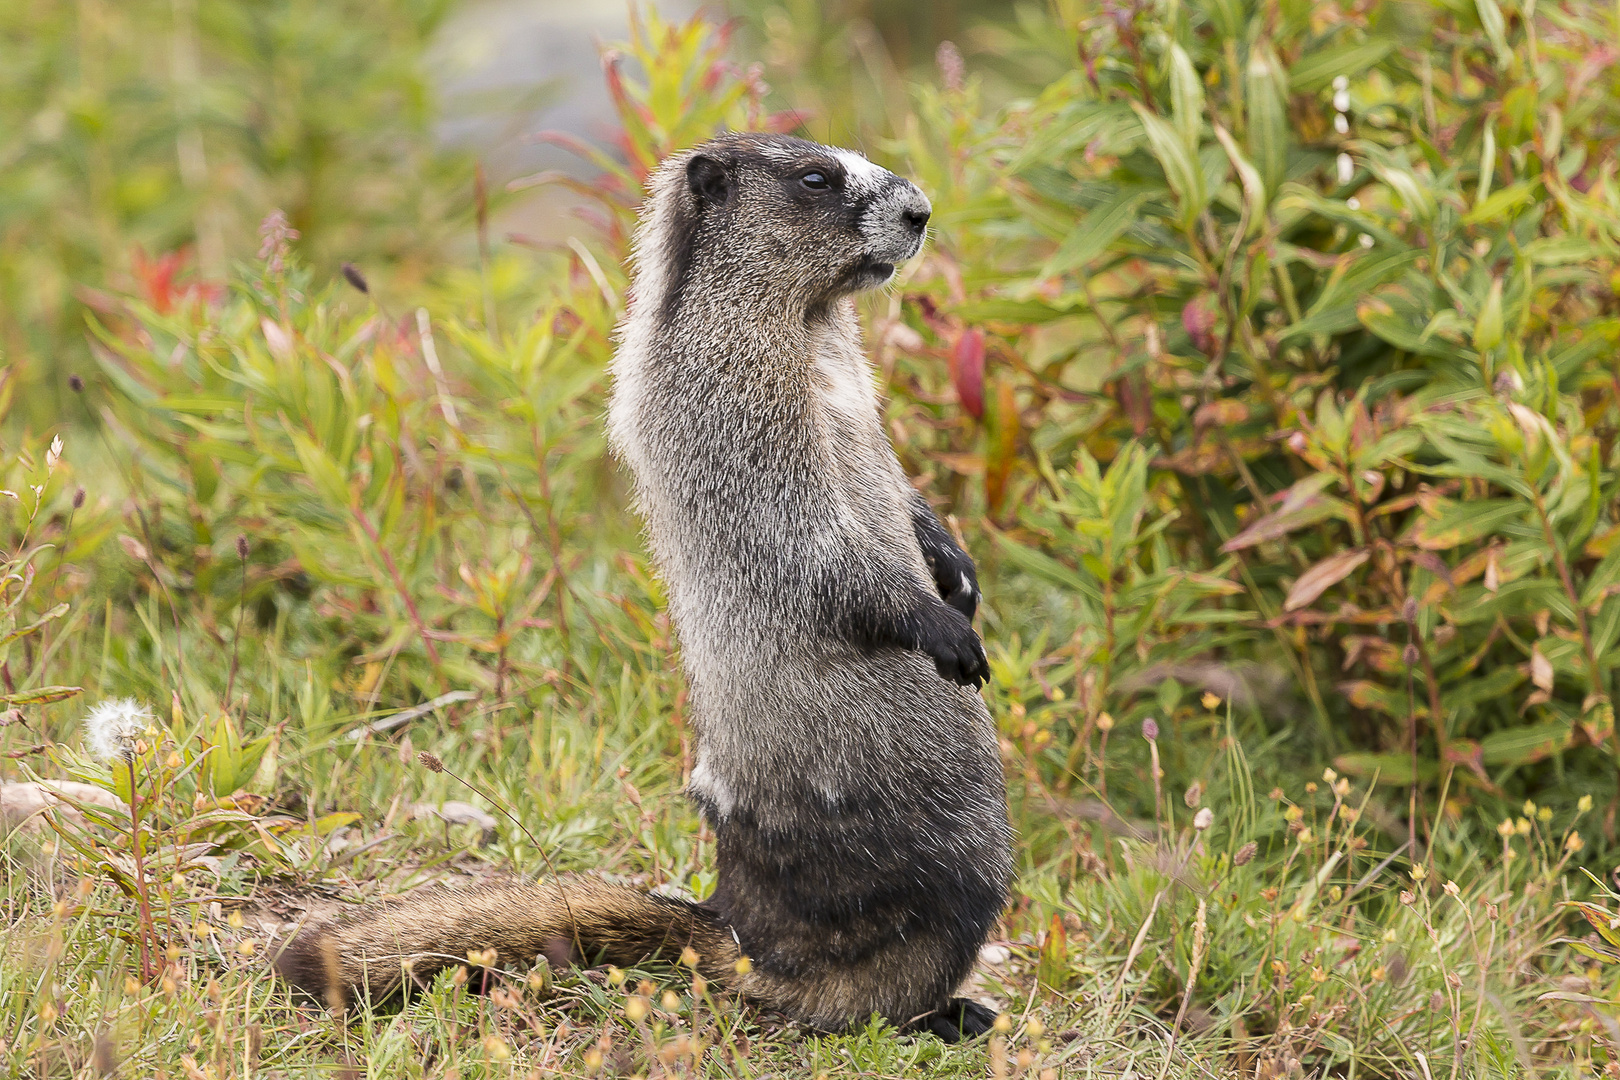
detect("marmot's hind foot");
top-left (920, 997), bottom-right (998, 1042)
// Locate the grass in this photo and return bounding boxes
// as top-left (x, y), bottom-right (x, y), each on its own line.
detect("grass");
top-left (0, 658), bottom-right (1603, 1077)
top-left (0, 313), bottom-right (1607, 1074)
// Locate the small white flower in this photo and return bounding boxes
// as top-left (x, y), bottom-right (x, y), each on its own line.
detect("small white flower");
top-left (1194, 807), bottom-right (1214, 830)
top-left (1337, 153), bottom-right (1354, 185)
top-left (83, 698), bottom-right (154, 763)
top-left (46, 435), bottom-right (63, 474)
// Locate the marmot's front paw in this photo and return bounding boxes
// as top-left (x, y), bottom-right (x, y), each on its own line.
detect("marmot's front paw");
top-left (926, 547), bottom-right (981, 621)
top-left (915, 605), bottom-right (988, 687)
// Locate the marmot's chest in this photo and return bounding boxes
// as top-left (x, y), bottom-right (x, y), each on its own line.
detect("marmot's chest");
top-left (808, 343), bottom-right (887, 470)
top-left (811, 349), bottom-right (877, 422)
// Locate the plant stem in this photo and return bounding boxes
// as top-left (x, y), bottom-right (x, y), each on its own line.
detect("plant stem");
top-left (1532, 490), bottom-right (1612, 713)
top-left (351, 502), bottom-right (443, 671)
top-left (1406, 650), bottom-right (1420, 859)
top-left (127, 755), bottom-right (157, 982)
top-left (224, 542), bottom-right (247, 708)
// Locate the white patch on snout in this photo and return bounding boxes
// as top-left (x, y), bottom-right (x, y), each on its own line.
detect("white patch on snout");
top-left (833, 149), bottom-right (892, 197)
top-left (858, 180), bottom-right (933, 263)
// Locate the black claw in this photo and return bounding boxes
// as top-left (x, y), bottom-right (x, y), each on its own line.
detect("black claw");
top-left (921, 998), bottom-right (997, 1042)
top-left (954, 998), bottom-right (997, 1037)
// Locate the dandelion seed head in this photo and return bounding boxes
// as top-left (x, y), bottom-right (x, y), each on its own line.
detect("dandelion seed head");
top-left (84, 697), bottom-right (154, 763)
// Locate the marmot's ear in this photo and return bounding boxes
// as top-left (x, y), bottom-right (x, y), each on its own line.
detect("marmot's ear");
top-left (687, 154), bottom-right (730, 208)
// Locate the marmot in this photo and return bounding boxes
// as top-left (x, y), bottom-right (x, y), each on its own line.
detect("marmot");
top-left (275, 133), bottom-right (1013, 1041)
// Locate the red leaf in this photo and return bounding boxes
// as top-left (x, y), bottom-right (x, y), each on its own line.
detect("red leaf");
top-left (1116, 371), bottom-right (1151, 436)
top-left (1441, 738), bottom-right (1496, 789)
top-left (1284, 549), bottom-right (1369, 611)
top-left (951, 328), bottom-right (986, 418)
top-left (1182, 298), bottom-right (1217, 355)
top-left (131, 248), bottom-right (186, 315)
top-left (1220, 478), bottom-right (1345, 552)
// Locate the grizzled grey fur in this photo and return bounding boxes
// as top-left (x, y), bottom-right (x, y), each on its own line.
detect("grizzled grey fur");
top-left (609, 132), bottom-right (1013, 1039)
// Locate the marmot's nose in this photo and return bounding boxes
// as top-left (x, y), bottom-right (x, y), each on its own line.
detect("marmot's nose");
top-left (902, 205), bottom-right (932, 234)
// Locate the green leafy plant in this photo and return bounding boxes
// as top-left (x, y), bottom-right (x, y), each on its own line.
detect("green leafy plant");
top-left (1555, 860), bottom-right (1620, 1010)
top-left (868, 0), bottom-right (1620, 833)
top-left (992, 442), bottom-right (1248, 784)
top-left (0, 0), bottom-right (467, 427)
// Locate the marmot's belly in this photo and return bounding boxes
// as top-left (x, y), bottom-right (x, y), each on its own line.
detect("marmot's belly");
top-left (685, 645), bottom-right (1000, 801)
top-left (684, 644), bottom-right (1011, 878)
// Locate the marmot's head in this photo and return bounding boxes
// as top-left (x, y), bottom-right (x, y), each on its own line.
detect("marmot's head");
top-left (634, 133), bottom-right (932, 323)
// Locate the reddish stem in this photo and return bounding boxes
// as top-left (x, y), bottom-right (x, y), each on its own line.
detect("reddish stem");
top-left (352, 503), bottom-right (444, 670)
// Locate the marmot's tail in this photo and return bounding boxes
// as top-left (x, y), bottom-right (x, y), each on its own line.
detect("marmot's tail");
top-left (273, 876), bottom-right (740, 1009)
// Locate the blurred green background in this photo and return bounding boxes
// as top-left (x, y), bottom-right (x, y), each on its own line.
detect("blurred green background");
top-left (0, 0), bottom-right (1020, 425)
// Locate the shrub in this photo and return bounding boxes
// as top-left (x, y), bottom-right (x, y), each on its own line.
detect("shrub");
top-left (861, 0), bottom-right (1620, 836)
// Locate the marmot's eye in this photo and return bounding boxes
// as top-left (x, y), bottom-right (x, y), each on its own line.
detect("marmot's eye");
top-left (800, 171), bottom-right (830, 191)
